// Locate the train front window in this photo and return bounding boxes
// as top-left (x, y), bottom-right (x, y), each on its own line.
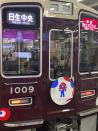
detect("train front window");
top-left (79, 13), bottom-right (98, 73)
top-left (2, 29), bottom-right (40, 76)
top-left (49, 30), bottom-right (73, 79)
top-left (2, 6), bottom-right (42, 77)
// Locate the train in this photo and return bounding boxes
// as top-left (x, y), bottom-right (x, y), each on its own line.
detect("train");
top-left (0, 0), bottom-right (98, 130)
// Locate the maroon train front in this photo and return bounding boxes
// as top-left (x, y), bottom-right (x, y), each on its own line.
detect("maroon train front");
top-left (0, 0), bottom-right (98, 130)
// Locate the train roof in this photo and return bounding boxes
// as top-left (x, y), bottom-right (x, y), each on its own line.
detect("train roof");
top-left (77, 2), bottom-right (98, 16)
top-left (0, 0), bottom-right (98, 20)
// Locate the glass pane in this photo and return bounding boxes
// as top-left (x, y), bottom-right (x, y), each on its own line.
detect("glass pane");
top-left (50, 30), bottom-right (72, 79)
top-left (79, 13), bottom-right (98, 73)
top-left (2, 29), bottom-right (40, 76)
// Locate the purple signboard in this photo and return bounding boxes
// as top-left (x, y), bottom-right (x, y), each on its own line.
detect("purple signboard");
top-left (3, 29), bottom-right (37, 40)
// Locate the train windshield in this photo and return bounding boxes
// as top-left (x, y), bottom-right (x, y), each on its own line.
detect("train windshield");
top-left (2, 6), bottom-right (41, 77)
top-left (2, 29), bottom-right (40, 76)
top-left (49, 30), bottom-right (72, 79)
top-left (79, 13), bottom-right (98, 73)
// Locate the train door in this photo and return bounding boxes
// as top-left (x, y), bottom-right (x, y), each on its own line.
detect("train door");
top-left (43, 25), bottom-right (75, 119)
top-left (0, 4), bottom-right (44, 128)
top-left (76, 11), bottom-right (98, 111)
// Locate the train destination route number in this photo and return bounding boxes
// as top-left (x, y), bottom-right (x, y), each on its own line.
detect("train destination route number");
top-left (10, 86), bottom-right (34, 94)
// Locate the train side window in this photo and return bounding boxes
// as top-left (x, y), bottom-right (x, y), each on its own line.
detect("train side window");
top-left (49, 29), bottom-right (73, 80)
top-left (79, 12), bottom-right (98, 74)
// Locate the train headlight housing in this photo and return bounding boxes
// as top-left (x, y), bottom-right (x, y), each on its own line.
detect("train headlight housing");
top-left (81, 90), bottom-right (95, 98)
top-left (9, 97), bottom-right (32, 106)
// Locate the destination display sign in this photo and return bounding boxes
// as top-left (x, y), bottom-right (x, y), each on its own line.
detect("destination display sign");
top-left (2, 6), bottom-right (40, 29)
top-left (82, 18), bottom-right (97, 31)
top-left (7, 11), bottom-right (36, 26)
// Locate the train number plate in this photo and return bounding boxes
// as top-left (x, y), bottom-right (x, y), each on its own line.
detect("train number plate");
top-left (10, 86), bottom-right (34, 94)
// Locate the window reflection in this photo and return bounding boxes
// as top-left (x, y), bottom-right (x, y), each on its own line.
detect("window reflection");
top-left (2, 29), bottom-right (40, 76)
top-left (79, 13), bottom-right (98, 73)
top-left (50, 30), bottom-right (72, 79)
